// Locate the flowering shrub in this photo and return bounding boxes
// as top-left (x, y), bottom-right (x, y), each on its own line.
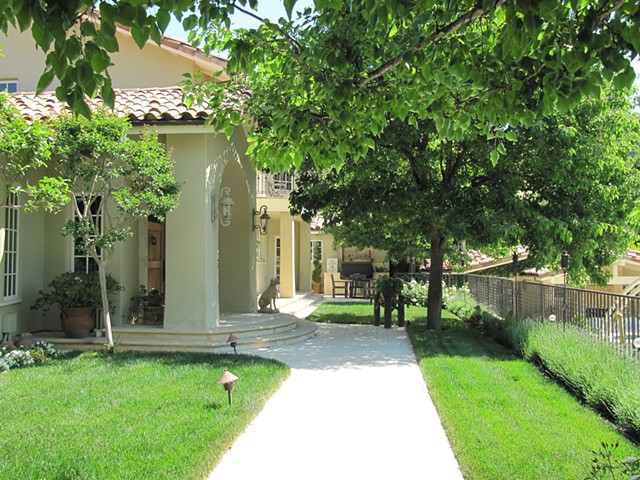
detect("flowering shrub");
top-left (3, 349), bottom-right (34, 369)
top-left (402, 280), bottom-right (475, 310)
top-left (442, 284), bottom-right (473, 306)
top-left (0, 341), bottom-right (61, 373)
top-left (402, 279), bottom-right (429, 306)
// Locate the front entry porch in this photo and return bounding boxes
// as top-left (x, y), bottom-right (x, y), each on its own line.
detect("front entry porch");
top-left (32, 293), bottom-right (321, 352)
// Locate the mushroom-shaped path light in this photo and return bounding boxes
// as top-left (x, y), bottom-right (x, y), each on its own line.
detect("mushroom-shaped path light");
top-left (217, 369), bottom-right (239, 405)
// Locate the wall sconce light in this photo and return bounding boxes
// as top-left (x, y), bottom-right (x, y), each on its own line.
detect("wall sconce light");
top-left (217, 369), bottom-right (239, 405)
top-left (212, 187), bottom-right (235, 226)
top-left (254, 205), bottom-right (270, 235)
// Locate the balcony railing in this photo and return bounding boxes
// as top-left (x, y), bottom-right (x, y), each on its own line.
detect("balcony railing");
top-left (256, 172), bottom-right (297, 198)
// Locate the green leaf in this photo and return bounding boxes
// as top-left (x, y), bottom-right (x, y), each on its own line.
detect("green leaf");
top-left (155, 9), bottom-right (171, 32)
top-left (130, 26), bottom-right (148, 49)
top-left (490, 149), bottom-right (499, 166)
top-left (36, 68), bottom-right (55, 94)
top-left (283, 0), bottom-right (297, 18)
top-left (613, 65), bottom-right (636, 90)
top-left (505, 131), bottom-right (517, 142)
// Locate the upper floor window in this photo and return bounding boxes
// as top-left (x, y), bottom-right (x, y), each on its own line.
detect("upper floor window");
top-left (0, 81), bottom-right (18, 93)
top-left (4, 193), bottom-right (19, 300)
top-left (273, 173), bottom-right (294, 192)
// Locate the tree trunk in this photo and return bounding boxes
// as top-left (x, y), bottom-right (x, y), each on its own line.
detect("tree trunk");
top-left (98, 263), bottom-right (113, 346)
top-left (427, 227), bottom-right (446, 330)
top-left (383, 296), bottom-right (393, 329)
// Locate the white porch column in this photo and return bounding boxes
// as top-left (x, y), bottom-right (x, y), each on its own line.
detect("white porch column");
top-left (163, 133), bottom-right (218, 331)
top-left (298, 222), bottom-right (311, 292)
top-left (280, 216), bottom-right (296, 298)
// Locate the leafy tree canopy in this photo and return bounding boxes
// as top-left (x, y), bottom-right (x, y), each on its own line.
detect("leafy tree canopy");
top-left (0, 92), bottom-right (62, 208)
top-left (1, 1), bottom-right (639, 168)
top-left (289, 86), bottom-right (640, 327)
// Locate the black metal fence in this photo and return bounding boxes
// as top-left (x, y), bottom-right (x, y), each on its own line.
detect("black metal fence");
top-left (464, 274), bottom-right (640, 357)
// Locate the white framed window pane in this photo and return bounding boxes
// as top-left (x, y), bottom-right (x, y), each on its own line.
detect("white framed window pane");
top-left (73, 196), bottom-right (102, 273)
top-left (3, 193), bottom-right (19, 300)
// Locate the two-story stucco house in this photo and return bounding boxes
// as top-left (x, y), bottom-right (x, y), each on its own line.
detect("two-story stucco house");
top-left (0, 25), bottom-right (270, 347)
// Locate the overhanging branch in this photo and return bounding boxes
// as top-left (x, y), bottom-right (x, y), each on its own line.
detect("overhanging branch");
top-left (357, 0), bottom-right (506, 88)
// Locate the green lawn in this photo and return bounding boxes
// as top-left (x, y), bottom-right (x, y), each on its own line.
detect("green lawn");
top-left (0, 351), bottom-right (289, 480)
top-left (306, 300), bottom-right (427, 325)
top-left (409, 315), bottom-right (640, 480)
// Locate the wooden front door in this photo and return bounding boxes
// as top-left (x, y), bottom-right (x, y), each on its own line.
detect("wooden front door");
top-left (147, 220), bottom-right (165, 293)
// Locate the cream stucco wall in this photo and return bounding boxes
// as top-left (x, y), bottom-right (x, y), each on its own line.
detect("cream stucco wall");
top-left (0, 170), bottom-right (47, 335)
top-left (0, 27), bottom-right (216, 91)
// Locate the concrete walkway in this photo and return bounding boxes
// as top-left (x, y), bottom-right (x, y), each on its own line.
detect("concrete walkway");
top-left (208, 322), bottom-right (464, 479)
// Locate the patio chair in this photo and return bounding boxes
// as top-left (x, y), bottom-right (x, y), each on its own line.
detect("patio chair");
top-left (331, 274), bottom-right (349, 298)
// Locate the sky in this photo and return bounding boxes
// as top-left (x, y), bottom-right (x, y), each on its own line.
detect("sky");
top-left (165, 0), bottom-right (313, 40)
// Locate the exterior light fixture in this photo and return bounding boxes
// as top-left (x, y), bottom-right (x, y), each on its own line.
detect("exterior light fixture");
top-left (212, 187), bottom-right (235, 226)
top-left (253, 205), bottom-right (270, 235)
top-left (227, 333), bottom-right (238, 354)
top-left (217, 369), bottom-right (239, 405)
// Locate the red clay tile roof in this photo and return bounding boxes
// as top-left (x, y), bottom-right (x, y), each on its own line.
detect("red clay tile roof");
top-left (9, 87), bottom-right (222, 123)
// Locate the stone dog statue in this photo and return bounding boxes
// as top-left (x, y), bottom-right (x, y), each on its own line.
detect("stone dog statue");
top-left (258, 278), bottom-right (280, 313)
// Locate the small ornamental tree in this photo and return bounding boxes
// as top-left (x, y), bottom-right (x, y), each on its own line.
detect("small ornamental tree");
top-left (0, 92), bottom-right (51, 202)
top-left (35, 110), bottom-right (180, 346)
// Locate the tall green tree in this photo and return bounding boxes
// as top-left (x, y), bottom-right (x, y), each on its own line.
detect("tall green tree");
top-left (33, 111), bottom-right (181, 346)
top-left (1, 0), bottom-right (639, 141)
top-left (291, 88), bottom-right (640, 329)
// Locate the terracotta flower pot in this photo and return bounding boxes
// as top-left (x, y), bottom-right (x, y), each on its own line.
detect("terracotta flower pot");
top-left (62, 307), bottom-right (95, 338)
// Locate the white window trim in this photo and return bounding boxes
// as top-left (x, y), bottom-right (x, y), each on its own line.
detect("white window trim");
top-left (72, 195), bottom-right (103, 273)
top-left (3, 193), bottom-right (19, 301)
top-left (0, 80), bottom-right (18, 93)
top-left (275, 236), bottom-right (281, 279)
top-left (310, 239), bottom-right (323, 264)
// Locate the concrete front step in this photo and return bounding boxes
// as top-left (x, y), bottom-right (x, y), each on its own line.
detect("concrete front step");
top-left (35, 313), bottom-right (317, 353)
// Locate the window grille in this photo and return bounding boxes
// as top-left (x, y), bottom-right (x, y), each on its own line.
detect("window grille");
top-left (3, 193), bottom-right (19, 300)
top-left (73, 196), bottom-right (102, 273)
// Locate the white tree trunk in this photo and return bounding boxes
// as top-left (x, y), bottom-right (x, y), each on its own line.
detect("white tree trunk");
top-left (97, 263), bottom-right (113, 346)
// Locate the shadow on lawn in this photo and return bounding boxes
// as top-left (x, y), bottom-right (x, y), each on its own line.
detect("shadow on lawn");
top-left (407, 320), bottom-right (522, 362)
top-left (76, 351), bottom-right (286, 368)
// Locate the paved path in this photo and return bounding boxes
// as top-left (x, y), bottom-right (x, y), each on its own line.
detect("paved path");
top-left (208, 323), bottom-right (464, 479)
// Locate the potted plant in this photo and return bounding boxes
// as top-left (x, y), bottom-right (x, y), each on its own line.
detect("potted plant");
top-left (311, 243), bottom-right (323, 294)
top-left (32, 271), bottom-right (122, 338)
top-left (129, 285), bottom-right (164, 326)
